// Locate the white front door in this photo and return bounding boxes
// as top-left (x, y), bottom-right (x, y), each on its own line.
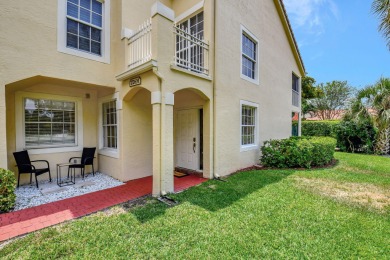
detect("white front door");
top-left (176, 109), bottom-right (199, 170)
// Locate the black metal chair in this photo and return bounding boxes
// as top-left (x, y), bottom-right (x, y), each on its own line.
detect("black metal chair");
top-left (68, 147), bottom-right (96, 179)
top-left (13, 150), bottom-right (52, 188)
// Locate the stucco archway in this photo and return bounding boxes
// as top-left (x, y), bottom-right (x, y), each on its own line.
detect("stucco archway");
top-left (173, 87), bottom-right (213, 179)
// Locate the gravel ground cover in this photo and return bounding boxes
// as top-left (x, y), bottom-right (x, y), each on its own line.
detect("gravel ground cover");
top-left (13, 172), bottom-right (124, 211)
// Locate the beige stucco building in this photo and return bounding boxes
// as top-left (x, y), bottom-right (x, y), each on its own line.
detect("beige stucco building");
top-left (0, 0), bottom-right (304, 196)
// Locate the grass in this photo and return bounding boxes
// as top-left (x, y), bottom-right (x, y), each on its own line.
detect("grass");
top-left (1, 152), bottom-right (389, 259)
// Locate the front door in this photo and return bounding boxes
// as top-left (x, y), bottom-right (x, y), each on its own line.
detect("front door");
top-left (176, 109), bottom-right (199, 170)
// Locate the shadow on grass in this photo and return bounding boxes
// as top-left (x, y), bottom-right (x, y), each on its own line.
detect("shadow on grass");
top-left (131, 170), bottom-right (293, 223)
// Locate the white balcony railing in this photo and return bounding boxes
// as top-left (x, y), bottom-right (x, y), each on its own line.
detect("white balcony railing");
top-left (128, 19), bottom-right (152, 70)
top-left (174, 24), bottom-right (209, 75)
top-left (292, 90), bottom-right (300, 107)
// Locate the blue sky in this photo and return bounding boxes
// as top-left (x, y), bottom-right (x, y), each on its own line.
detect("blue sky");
top-left (284, 0), bottom-right (390, 88)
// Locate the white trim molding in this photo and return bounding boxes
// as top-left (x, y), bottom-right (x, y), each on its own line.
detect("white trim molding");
top-left (175, 0), bottom-right (204, 23)
top-left (240, 100), bottom-right (260, 152)
top-left (165, 92), bottom-right (175, 106)
top-left (121, 27), bottom-right (134, 40)
top-left (151, 91), bottom-right (162, 104)
top-left (15, 92), bottom-right (84, 155)
top-left (240, 25), bottom-right (260, 85)
top-left (57, 0), bottom-right (111, 63)
top-left (151, 2), bottom-right (174, 21)
top-left (98, 92), bottom-right (119, 159)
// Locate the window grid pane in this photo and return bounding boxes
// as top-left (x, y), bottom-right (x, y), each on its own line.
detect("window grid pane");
top-left (242, 34), bottom-right (257, 79)
top-left (176, 12), bottom-right (204, 72)
top-left (66, 0), bottom-right (102, 56)
top-left (241, 105), bottom-right (256, 146)
top-left (24, 98), bottom-right (76, 148)
top-left (292, 74), bottom-right (299, 92)
top-left (102, 100), bottom-right (117, 149)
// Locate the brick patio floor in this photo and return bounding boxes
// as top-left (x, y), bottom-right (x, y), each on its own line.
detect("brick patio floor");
top-left (0, 175), bottom-right (207, 242)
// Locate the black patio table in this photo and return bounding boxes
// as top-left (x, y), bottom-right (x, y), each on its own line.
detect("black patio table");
top-left (56, 163), bottom-right (76, 187)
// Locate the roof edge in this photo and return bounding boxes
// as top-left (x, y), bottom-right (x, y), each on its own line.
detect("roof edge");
top-left (274, 0), bottom-right (306, 76)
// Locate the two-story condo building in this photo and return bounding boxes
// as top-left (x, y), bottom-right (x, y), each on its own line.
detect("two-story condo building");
top-left (0, 0), bottom-right (304, 196)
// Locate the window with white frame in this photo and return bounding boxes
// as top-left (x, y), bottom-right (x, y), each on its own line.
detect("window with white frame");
top-left (102, 100), bottom-right (117, 149)
top-left (58, 0), bottom-right (110, 63)
top-left (292, 73), bottom-right (300, 107)
top-left (241, 104), bottom-right (257, 147)
top-left (241, 26), bottom-right (259, 84)
top-left (24, 98), bottom-right (76, 148)
top-left (175, 12), bottom-right (205, 73)
top-left (66, 0), bottom-right (103, 55)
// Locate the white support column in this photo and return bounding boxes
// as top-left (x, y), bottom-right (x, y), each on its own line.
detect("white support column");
top-left (152, 92), bottom-right (162, 197)
top-left (161, 92), bottom-right (174, 194)
top-left (202, 100), bottom-right (214, 179)
top-left (151, 91), bottom-right (175, 196)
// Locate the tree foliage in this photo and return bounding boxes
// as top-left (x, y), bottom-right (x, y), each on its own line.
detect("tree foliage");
top-left (344, 77), bottom-right (390, 154)
top-left (309, 81), bottom-right (355, 120)
top-left (302, 76), bottom-right (318, 99)
top-left (372, 0), bottom-right (390, 49)
top-left (301, 75), bottom-right (322, 117)
top-left (335, 120), bottom-right (377, 154)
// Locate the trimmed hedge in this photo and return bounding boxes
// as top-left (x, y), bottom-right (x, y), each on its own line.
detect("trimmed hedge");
top-left (301, 120), bottom-right (340, 137)
top-left (0, 168), bottom-right (16, 213)
top-left (260, 137), bottom-right (336, 168)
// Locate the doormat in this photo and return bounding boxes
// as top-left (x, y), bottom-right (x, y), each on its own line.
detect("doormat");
top-left (174, 171), bottom-right (189, 178)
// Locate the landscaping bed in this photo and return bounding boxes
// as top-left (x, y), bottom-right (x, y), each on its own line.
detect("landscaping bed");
top-left (12, 172), bottom-right (124, 211)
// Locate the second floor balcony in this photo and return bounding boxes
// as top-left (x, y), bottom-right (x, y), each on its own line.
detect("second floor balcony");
top-left (292, 89), bottom-right (299, 107)
top-left (117, 6), bottom-right (210, 81)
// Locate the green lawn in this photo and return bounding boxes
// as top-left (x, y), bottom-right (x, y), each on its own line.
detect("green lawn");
top-left (1, 153), bottom-right (389, 259)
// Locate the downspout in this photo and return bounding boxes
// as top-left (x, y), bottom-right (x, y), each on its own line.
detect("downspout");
top-left (212, 0), bottom-right (219, 179)
top-left (152, 66), bottom-right (166, 195)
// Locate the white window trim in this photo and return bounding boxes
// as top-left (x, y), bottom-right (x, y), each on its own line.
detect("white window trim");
top-left (57, 0), bottom-right (111, 64)
top-left (98, 92), bottom-right (120, 159)
top-left (15, 92), bottom-right (83, 155)
top-left (240, 25), bottom-right (260, 85)
top-left (240, 100), bottom-right (259, 152)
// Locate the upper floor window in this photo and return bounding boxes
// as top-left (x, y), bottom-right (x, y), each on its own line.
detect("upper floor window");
top-left (175, 12), bottom-right (209, 75)
top-left (241, 26), bottom-right (259, 85)
top-left (292, 73), bottom-right (300, 107)
top-left (57, 0), bottom-right (111, 63)
top-left (66, 0), bottom-right (102, 55)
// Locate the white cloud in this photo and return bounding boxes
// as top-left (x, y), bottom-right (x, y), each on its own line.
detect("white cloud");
top-left (284, 0), bottom-right (339, 29)
top-left (283, 0), bottom-right (339, 47)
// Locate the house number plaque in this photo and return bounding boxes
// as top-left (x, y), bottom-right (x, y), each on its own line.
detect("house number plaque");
top-left (129, 76), bottom-right (141, 87)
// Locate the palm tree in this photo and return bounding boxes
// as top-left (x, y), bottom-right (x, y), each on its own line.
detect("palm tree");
top-left (346, 77), bottom-right (390, 154)
top-left (372, 0), bottom-right (390, 49)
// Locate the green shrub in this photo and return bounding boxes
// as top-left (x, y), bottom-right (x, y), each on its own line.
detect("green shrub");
top-left (310, 137), bottom-right (337, 166)
top-left (0, 168), bottom-right (16, 213)
top-left (334, 120), bottom-right (377, 153)
top-left (301, 120), bottom-right (340, 137)
top-left (260, 137), bottom-right (336, 168)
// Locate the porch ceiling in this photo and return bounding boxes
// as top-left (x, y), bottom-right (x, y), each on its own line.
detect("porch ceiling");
top-left (5, 76), bottom-right (115, 98)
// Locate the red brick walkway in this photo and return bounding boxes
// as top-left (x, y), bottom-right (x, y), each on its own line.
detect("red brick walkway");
top-left (0, 175), bottom-right (206, 242)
